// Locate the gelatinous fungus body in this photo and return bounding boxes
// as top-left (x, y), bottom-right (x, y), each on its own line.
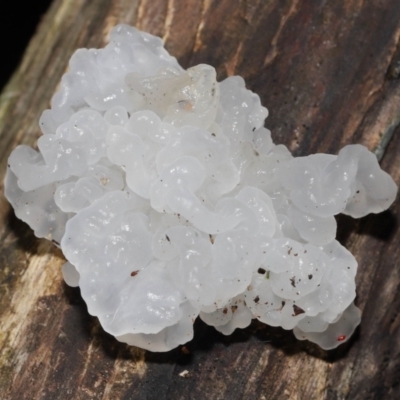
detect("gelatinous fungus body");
top-left (5, 25), bottom-right (397, 351)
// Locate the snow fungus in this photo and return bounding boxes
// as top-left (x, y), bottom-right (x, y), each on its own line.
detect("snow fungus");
top-left (5, 25), bottom-right (397, 351)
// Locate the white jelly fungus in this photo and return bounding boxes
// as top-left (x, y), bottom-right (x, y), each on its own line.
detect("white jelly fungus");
top-left (5, 25), bottom-right (397, 351)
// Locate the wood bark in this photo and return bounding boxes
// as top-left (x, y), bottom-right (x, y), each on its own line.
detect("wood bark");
top-left (0, 1), bottom-right (400, 399)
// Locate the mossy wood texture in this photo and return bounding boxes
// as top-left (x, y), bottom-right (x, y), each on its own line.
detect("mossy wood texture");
top-left (1, 1), bottom-right (400, 399)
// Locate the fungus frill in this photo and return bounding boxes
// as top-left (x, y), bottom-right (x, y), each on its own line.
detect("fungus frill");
top-left (5, 25), bottom-right (397, 351)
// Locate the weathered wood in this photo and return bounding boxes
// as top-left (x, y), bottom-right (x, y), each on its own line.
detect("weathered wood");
top-left (0, 1), bottom-right (399, 399)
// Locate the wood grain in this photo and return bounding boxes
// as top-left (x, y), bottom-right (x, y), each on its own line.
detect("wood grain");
top-left (0, 0), bottom-right (399, 399)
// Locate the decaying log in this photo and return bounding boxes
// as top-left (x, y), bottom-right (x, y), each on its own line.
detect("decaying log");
top-left (0, 1), bottom-right (399, 399)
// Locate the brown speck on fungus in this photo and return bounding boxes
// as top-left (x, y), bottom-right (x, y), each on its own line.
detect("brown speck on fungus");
top-left (131, 270), bottom-right (139, 277)
top-left (258, 267), bottom-right (266, 274)
top-left (277, 301), bottom-right (286, 311)
top-left (292, 305), bottom-right (305, 316)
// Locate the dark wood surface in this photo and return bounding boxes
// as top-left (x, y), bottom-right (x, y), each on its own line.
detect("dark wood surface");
top-left (0, 1), bottom-right (400, 399)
